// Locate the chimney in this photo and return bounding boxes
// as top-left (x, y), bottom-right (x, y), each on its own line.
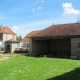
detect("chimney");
top-left (0, 25), bottom-right (2, 31)
top-left (51, 23), bottom-right (54, 26)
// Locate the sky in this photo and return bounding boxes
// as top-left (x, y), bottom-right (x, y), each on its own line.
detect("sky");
top-left (0, 0), bottom-right (80, 38)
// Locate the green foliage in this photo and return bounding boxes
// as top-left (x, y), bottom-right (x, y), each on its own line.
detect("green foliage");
top-left (0, 56), bottom-right (80, 80)
top-left (16, 35), bottom-right (22, 42)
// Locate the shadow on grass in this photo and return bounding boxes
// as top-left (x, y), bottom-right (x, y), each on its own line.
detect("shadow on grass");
top-left (47, 67), bottom-right (80, 80)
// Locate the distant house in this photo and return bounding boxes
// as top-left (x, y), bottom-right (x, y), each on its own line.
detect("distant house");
top-left (0, 26), bottom-right (16, 47)
top-left (22, 31), bottom-right (40, 49)
top-left (29, 23), bottom-right (80, 58)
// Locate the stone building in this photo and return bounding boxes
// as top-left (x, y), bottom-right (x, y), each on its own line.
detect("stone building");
top-left (29, 23), bottom-right (80, 58)
top-left (5, 39), bottom-right (19, 53)
top-left (0, 26), bottom-right (16, 48)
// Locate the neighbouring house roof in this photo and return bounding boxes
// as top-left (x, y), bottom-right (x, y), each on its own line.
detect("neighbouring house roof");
top-left (31, 23), bottom-right (80, 37)
top-left (0, 26), bottom-right (16, 34)
top-left (22, 30), bottom-right (40, 42)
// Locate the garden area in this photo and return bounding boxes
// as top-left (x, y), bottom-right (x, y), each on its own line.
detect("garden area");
top-left (0, 53), bottom-right (80, 80)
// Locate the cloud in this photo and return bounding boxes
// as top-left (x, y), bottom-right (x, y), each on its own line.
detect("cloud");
top-left (37, 6), bottom-right (44, 10)
top-left (41, 0), bottom-right (44, 3)
top-left (62, 2), bottom-right (80, 15)
top-left (12, 26), bottom-right (19, 32)
top-left (36, 0), bottom-right (44, 3)
top-left (36, 1), bottom-right (38, 3)
top-left (32, 8), bottom-right (35, 12)
top-left (32, 6), bottom-right (44, 13)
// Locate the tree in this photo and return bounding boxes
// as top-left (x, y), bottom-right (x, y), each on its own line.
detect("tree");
top-left (16, 35), bottom-right (22, 42)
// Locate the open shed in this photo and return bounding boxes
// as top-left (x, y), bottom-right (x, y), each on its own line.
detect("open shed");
top-left (29, 23), bottom-right (80, 58)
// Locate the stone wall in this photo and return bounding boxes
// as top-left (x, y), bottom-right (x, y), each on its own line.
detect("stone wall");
top-left (71, 38), bottom-right (80, 57)
top-left (32, 39), bottom-right (44, 56)
top-left (11, 43), bottom-right (19, 53)
top-left (29, 38), bottom-right (47, 56)
top-left (3, 34), bottom-right (16, 41)
top-left (29, 38), bottom-right (33, 56)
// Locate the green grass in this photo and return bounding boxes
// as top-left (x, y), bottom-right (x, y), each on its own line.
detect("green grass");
top-left (0, 56), bottom-right (80, 80)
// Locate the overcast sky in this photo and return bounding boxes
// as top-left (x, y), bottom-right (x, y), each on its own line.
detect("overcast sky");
top-left (0, 0), bottom-right (80, 37)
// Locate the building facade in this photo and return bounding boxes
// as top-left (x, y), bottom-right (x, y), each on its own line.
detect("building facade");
top-left (0, 26), bottom-right (16, 47)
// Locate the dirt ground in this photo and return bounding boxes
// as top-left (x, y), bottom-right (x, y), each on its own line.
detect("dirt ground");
top-left (0, 52), bottom-right (27, 61)
top-left (0, 53), bottom-right (12, 61)
top-left (0, 56), bottom-right (10, 61)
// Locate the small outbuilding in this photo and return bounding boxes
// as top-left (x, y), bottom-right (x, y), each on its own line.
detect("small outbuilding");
top-left (5, 39), bottom-right (19, 53)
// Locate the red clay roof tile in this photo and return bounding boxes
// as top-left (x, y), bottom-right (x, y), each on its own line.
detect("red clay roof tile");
top-left (22, 30), bottom-right (40, 42)
top-left (0, 26), bottom-right (16, 34)
top-left (32, 23), bottom-right (80, 37)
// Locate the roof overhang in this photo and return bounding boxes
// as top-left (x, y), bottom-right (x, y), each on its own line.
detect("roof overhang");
top-left (30, 35), bottom-right (80, 40)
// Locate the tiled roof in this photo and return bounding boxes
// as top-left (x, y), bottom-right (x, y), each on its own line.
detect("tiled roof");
top-left (0, 26), bottom-right (16, 34)
top-left (32, 23), bottom-right (80, 37)
top-left (22, 31), bottom-right (40, 42)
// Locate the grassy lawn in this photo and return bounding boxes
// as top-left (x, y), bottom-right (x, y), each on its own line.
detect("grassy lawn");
top-left (0, 55), bottom-right (80, 80)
